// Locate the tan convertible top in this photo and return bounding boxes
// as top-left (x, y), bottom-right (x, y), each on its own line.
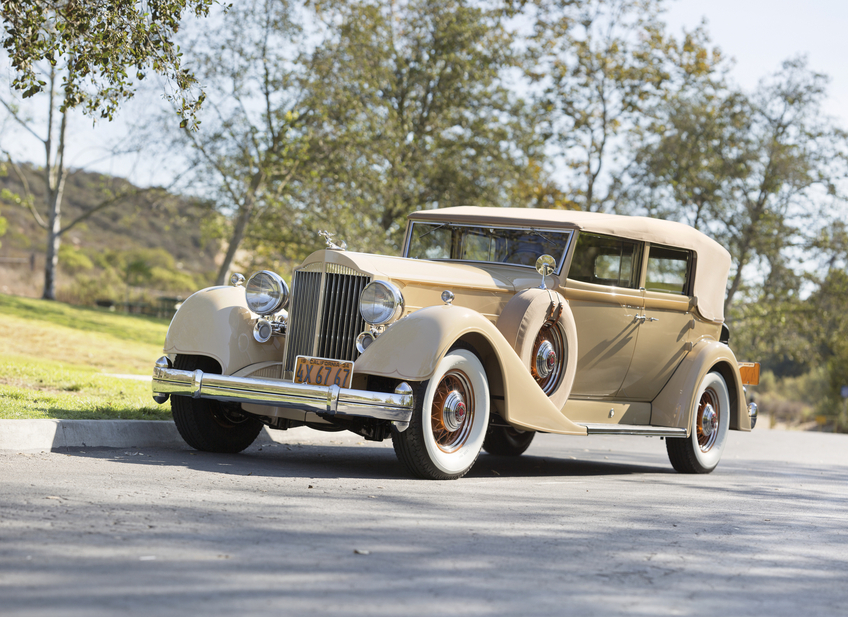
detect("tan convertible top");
top-left (408, 206), bottom-right (732, 322)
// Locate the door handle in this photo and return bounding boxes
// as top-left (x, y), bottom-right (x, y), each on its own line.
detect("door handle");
top-left (634, 314), bottom-right (658, 323)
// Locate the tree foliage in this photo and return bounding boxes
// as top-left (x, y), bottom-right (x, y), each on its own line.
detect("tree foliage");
top-left (629, 58), bottom-right (848, 315)
top-left (0, 160), bottom-right (9, 248)
top-left (164, 0), bottom-right (313, 284)
top-left (264, 0), bottom-right (541, 256)
top-left (527, 0), bottom-right (721, 211)
top-left (1, 0), bottom-right (214, 127)
top-left (182, 0), bottom-right (543, 271)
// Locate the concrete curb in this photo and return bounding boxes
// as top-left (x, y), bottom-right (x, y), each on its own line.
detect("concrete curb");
top-left (0, 420), bottom-right (289, 452)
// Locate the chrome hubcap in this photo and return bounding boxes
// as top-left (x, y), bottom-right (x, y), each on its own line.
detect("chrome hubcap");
top-left (535, 341), bottom-right (557, 379)
top-left (697, 389), bottom-right (721, 452)
top-left (442, 391), bottom-right (467, 432)
top-left (531, 323), bottom-right (565, 394)
top-left (701, 404), bottom-right (717, 438)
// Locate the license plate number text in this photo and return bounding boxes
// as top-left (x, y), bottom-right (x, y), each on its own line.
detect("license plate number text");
top-left (294, 356), bottom-right (353, 389)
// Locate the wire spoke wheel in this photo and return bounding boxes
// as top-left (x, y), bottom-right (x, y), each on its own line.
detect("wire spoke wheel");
top-left (430, 370), bottom-right (475, 453)
top-left (696, 388), bottom-right (721, 452)
top-left (392, 348), bottom-right (490, 480)
top-left (666, 371), bottom-right (730, 474)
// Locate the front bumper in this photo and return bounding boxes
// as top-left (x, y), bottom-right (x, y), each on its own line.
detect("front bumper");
top-left (151, 357), bottom-right (414, 423)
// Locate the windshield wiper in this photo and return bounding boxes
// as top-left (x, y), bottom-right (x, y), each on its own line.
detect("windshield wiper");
top-left (417, 223), bottom-right (450, 240)
top-left (530, 228), bottom-right (559, 245)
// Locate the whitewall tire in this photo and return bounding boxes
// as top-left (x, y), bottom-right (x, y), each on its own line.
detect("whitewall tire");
top-left (666, 371), bottom-right (730, 473)
top-left (392, 348), bottom-right (490, 480)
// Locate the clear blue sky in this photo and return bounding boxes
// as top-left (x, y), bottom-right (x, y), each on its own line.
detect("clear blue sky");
top-left (665, 0), bottom-right (848, 124)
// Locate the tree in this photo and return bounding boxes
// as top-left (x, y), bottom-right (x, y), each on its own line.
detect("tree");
top-left (1, 0), bottom-right (215, 299)
top-left (1, 67), bottom-right (166, 299)
top-left (163, 0), bottom-right (315, 285)
top-left (721, 59), bottom-right (848, 311)
top-left (795, 225), bottom-right (848, 430)
top-left (527, 0), bottom-right (720, 211)
top-left (0, 160), bottom-right (8, 247)
top-left (626, 83), bottom-right (751, 226)
top-left (1, 0), bottom-right (214, 128)
top-left (629, 57), bottom-right (848, 315)
top-left (275, 0), bottom-right (540, 255)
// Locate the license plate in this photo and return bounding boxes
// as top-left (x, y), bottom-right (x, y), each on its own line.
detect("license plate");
top-left (294, 356), bottom-right (354, 389)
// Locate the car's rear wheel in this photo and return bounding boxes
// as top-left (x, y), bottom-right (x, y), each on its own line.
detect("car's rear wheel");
top-left (171, 355), bottom-right (263, 453)
top-left (392, 348), bottom-right (490, 480)
top-left (483, 423), bottom-right (535, 456)
top-left (666, 371), bottom-right (729, 473)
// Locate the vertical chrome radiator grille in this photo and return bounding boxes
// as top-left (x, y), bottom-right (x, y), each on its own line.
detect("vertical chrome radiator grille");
top-left (284, 264), bottom-right (370, 372)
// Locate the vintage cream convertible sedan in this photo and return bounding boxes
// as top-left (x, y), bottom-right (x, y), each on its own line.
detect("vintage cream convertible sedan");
top-left (152, 207), bottom-right (760, 479)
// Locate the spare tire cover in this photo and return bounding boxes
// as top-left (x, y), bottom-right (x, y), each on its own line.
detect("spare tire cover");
top-left (496, 288), bottom-right (578, 409)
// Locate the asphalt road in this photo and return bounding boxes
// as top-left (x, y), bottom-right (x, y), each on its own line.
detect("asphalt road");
top-left (1, 426), bottom-right (846, 616)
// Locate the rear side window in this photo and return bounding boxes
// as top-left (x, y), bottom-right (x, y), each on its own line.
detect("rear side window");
top-left (569, 233), bottom-right (641, 288)
top-left (645, 245), bottom-right (692, 295)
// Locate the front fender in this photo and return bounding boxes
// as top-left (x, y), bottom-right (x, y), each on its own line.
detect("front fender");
top-left (163, 286), bottom-right (283, 375)
top-left (652, 339), bottom-right (748, 433)
top-left (354, 305), bottom-right (586, 435)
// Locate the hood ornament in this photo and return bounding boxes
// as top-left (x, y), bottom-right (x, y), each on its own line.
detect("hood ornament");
top-left (318, 230), bottom-right (347, 251)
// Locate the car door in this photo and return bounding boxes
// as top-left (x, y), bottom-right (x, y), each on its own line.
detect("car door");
top-left (563, 232), bottom-right (644, 398)
top-left (618, 244), bottom-right (695, 402)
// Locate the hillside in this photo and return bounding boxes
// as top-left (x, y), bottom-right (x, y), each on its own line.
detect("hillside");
top-left (0, 163), bottom-right (220, 300)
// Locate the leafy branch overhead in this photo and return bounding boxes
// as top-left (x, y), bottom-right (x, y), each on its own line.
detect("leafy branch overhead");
top-left (0, 0), bottom-right (215, 128)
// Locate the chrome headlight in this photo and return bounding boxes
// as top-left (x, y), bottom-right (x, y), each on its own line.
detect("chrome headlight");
top-left (245, 270), bottom-right (289, 315)
top-left (359, 280), bottom-right (404, 325)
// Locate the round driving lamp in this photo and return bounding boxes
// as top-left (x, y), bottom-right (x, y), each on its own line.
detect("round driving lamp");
top-left (245, 270), bottom-right (289, 315)
top-left (359, 280), bottom-right (404, 326)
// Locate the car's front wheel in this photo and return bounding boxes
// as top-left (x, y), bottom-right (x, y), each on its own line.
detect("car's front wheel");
top-left (171, 355), bottom-right (263, 453)
top-left (666, 371), bottom-right (730, 473)
top-left (392, 348), bottom-right (490, 480)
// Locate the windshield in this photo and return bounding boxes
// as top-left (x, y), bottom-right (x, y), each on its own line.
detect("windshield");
top-left (405, 222), bottom-right (573, 271)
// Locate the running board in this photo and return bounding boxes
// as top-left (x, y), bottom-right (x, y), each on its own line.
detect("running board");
top-left (579, 424), bottom-right (688, 437)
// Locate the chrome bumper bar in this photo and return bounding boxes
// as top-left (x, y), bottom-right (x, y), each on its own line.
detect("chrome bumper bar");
top-left (151, 357), bottom-right (414, 423)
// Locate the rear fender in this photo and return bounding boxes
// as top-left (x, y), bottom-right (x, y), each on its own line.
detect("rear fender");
top-left (353, 305), bottom-right (586, 435)
top-left (652, 340), bottom-right (749, 433)
top-left (163, 286), bottom-right (283, 375)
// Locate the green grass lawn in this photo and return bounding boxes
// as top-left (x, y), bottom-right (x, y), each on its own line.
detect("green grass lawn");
top-left (0, 293), bottom-right (172, 420)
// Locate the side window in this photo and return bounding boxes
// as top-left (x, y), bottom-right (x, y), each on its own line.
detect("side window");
top-left (569, 233), bottom-right (641, 288)
top-left (645, 245), bottom-right (692, 295)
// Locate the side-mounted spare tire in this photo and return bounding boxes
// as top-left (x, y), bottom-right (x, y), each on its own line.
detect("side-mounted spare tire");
top-left (171, 354), bottom-right (263, 453)
top-left (496, 288), bottom-right (578, 410)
